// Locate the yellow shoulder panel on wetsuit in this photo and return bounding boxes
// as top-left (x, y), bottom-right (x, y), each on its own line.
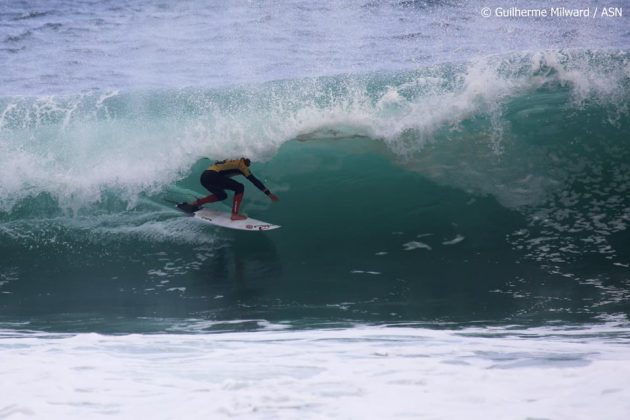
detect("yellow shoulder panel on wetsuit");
top-left (208, 158), bottom-right (252, 176)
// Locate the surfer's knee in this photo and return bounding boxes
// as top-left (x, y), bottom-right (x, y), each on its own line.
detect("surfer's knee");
top-left (234, 183), bottom-right (244, 194)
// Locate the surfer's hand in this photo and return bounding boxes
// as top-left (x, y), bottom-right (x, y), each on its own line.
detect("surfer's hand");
top-left (268, 193), bottom-right (279, 202)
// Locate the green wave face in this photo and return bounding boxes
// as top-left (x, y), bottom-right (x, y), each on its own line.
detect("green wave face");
top-left (1, 50), bottom-right (629, 331)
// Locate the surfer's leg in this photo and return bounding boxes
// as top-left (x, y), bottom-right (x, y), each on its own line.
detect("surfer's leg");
top-left (193, 188), bottom-right (227, 206)
top-left (195, 170), bottom-right (228, 206)
top-left (215, 177), bottom-right (246, 220)
top-left (194, 195), bottom-right (220, 206)
top-left (231, 192), bottom-right (246, 220)
top-left (178, 171), bottom-right (227, 214)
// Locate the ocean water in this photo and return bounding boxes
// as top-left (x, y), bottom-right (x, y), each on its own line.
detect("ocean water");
top-left (1, 0), bottom-right (630, 418)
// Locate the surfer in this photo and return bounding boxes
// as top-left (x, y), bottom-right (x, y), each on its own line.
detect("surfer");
top-left (177, 157), bottom-right (279, 220)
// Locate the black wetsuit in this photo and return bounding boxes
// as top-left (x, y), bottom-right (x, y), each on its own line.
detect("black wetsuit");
top-left (201, 158), bottom-right (269, 199)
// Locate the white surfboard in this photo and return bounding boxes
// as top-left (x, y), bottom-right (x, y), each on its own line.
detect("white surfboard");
top-left (192, 208), bottom-right (280, 231)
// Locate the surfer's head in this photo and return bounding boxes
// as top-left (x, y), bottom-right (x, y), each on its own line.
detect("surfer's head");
top-left (242, 157), bottom-right (251, 167)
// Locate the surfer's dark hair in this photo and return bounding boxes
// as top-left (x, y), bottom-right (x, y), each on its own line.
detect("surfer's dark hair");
top-left (242, 158), bottom-right (251, 166)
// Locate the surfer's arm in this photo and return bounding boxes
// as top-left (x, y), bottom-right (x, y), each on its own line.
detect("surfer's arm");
top-left (246, 174), bottom-right (279, 201)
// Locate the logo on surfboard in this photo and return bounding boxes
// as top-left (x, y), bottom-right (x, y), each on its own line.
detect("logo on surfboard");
top-left (246, 224), bottom-right (275, 231)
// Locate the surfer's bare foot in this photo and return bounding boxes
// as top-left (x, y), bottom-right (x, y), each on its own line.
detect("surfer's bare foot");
top-left (231, 213), bottom-right (247, 221)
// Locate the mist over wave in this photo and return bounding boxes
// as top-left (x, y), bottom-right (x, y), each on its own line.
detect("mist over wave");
top-left (1, 0), bottom-right (626, 96)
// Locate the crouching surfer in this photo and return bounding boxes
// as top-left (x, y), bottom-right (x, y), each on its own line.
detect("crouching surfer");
top-left (177, 157), bottom-right (279, 220)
